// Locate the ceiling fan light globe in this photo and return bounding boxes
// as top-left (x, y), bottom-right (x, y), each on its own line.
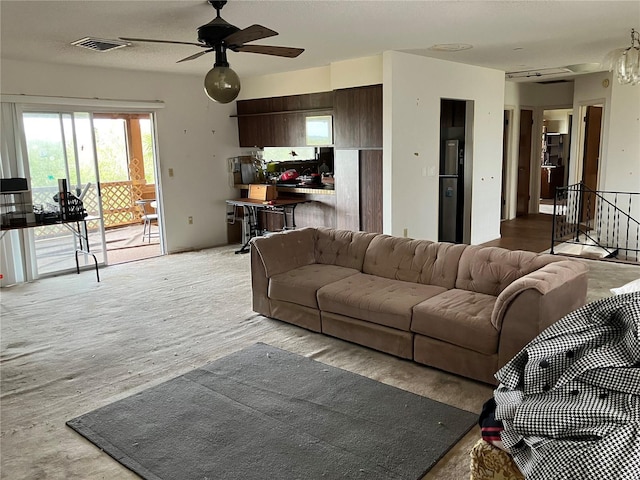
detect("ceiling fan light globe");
top-left (204, 66), bottom-right (241, 103)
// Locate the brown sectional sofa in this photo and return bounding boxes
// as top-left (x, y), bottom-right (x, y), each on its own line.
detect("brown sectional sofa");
top-left (250, 227), bottom-right (589, 384)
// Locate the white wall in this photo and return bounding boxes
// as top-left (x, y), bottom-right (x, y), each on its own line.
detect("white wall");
top-left (239, 55), bottom-right (383, 99)
top-left (329, 56), bottom-right (383, 90)
top-left (239, 65), bottom-right (332, 99)
top-left (1, 59), bottom-right (241, 253)
top-left (383, 51), bottom-right (505, 244)
top-left (570, 71), bottom-right (640, 250)
top-left (543, 109), bottom-right (572, 134)
top-left (564, 70), bottom-right (640, 191)
top-left (606, 79), bottom-right (640, 245)
top-left (507, 81), bottom-right (574, 108)
top-left (597, 77), bottom-right (639, 193)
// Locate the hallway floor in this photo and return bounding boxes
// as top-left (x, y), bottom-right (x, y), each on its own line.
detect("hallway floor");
top-left (481, 214), bottom-right (553, 253)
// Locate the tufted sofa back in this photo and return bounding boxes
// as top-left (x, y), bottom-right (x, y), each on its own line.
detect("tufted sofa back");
top-left (455, 245), bottom-right (560, 296)
top-left (314, 227), bottom-right (377, 270)
top-left (362, 235), bottom-right (466, 289)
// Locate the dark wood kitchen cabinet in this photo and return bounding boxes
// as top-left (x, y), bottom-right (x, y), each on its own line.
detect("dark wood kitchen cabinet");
top-left (334, 84), bottom-right (382, 148)
top-left (235, 92), bottom-right (333, 148)
top-left (237, 112), bottom-right (305, 148)
top-left (359, 150), bottom-right (383, 233)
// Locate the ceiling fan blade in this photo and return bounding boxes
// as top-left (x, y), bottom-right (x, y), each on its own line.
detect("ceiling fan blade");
top-left (232, 45), bottom-right (304, 58)
top-left (120, 37), bottom-right (206, 48)
top-left (177, 49), bottom-right (214, 63)
top-left (223, 25), bottom-right (278, 47)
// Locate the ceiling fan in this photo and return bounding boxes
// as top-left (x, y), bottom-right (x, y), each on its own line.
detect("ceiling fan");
top-left (121, 0), bottom-right (304, 103)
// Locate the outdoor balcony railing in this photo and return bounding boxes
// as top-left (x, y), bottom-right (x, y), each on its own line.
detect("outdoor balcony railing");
top-left (31, 181), bottom-right (154, 237)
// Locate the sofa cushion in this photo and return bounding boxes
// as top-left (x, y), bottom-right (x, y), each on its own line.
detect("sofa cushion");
top-left (411, 289), bottom-right (499, 355)
top-left (314, 227), bottom-right (377, 270)
top-left (269, 264), bottom-right (360, 309)
top-left (455, 246), bottom-right (559, 296)
top-left (362, 235), bottom-right (466, 288)
top-left (317, 273), bottom-right (447, 330)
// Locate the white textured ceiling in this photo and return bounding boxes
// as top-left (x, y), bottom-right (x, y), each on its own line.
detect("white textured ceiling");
top-left (1, 1), bottom-right (638, 83)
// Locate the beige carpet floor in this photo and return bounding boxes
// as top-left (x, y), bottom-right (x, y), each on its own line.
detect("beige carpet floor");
top-left (1, 246), bottom-right (639, 480)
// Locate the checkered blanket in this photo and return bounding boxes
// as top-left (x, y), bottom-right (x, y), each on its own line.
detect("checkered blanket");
top-left (494, 292), bottom-right (640, 480)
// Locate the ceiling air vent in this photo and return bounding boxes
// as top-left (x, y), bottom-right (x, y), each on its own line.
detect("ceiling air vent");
top-left (71, 37), bottom-right (130, 52)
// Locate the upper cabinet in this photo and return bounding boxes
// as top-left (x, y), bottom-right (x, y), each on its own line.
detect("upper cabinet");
top-left (236, 92), bottom-right (333, 148)
top-left (234, 85), bottom-right (382, 149)
top-left (333, 85), bottom-right (382, 149)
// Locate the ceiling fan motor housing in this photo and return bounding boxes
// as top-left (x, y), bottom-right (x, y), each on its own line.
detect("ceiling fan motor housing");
top-left (119, 0), bottom-right (302, 103)
top-left (197, 17), bottom-right (239, 47)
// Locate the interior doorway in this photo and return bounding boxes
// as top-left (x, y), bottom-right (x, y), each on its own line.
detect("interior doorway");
top-left (439, 98), bottom-right (472, 244)
top-left (538, 108), bottom-right (572, 215)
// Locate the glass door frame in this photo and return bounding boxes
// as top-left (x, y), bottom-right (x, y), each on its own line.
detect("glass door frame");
top-left (18, 107), bottom-right (108, 276)
top-left (15, 102), bottom-right (164, 278)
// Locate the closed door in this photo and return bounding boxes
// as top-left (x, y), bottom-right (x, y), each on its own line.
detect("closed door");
top-left (580, 106), bottom-right (602, 223)
top-left (516, 109), bottom-right (533, 216)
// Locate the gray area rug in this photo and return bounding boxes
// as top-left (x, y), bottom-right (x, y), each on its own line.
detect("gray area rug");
top-left (67, 342), bottom-right (477, 480)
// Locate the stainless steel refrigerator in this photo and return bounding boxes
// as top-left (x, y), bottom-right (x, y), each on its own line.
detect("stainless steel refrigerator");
top-left (439, 139), bottom-right (463, 243)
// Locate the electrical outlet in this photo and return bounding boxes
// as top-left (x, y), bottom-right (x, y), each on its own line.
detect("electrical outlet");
top-left (168, 168), bottom-right (174, 177)
top-left (403, 228), bottom-right (408, 238)
top-left (188, 216), bottom-right (193, 224)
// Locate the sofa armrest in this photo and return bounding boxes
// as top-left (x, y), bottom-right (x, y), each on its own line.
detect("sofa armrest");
top-left (250, 228), bottom-right (318, 317)
top-left (250, 228), bottom-right (317, 278)
top-left (251, 244), bottom-right (272, 317)
top-left (494, 260), bottom-right (588, 369)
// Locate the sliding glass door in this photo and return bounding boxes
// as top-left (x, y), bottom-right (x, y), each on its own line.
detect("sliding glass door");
top-left (22, 111), bottom-right (106, 276)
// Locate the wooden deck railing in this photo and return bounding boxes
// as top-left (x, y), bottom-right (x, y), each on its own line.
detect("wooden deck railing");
top-left (31, 182), bottom-right (155, 237)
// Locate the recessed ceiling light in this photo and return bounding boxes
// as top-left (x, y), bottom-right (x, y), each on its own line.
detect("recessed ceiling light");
top-left (428, 44), bottom-right (473, 52)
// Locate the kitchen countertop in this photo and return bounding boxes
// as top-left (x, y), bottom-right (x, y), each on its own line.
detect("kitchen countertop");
top-left (234, 184), bottom-right (335, 195)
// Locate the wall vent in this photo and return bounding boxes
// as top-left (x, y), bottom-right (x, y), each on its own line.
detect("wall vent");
top-left (71, 37), bottom-right (130, 52)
